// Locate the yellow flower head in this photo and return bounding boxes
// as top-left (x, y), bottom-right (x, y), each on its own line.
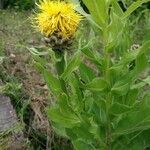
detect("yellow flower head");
top-left (34, 0), bottom-right (82, 39)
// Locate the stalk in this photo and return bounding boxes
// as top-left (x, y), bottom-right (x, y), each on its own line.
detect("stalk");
top-left (103, 29), bottom-right (112, 150)
top-left (105, 52), bottom-right (111, 150)
top-left (55, 51), bottom-right (67, 93)
top-left (105, 93), bottom-right (112, 150)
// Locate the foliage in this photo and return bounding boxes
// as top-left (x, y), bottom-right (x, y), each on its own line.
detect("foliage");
top-left (31, 0), bottom-right (150, 149)
top-left (0, 0), bottom-right (35, 10)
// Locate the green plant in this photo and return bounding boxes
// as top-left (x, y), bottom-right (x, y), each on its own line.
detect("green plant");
top-left (0, 0), bottom-right (35, 10)
top-left (0, 40), bottom-right (5, 64)
top-left (31, 0), bottom-right (150, 149)
top-left (14, 0), bottom-right (35, 10)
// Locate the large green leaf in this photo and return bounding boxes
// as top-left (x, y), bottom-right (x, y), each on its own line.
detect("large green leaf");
top-left (111, 40), bottom-right (150, 70)
top-left (112, 129), bottom-right (150, 150)
top-left (125, 89), bottom-right (138, 106)
top-left (71, 125), bottom-right (94, 142)
top-left (111, 1), bottom-right (124, 17)
top-left (83, 77), bottom-right (108, 91)
top-left (61, 51), bottom-right (81, 80)
top-left (106, 12), bottom-right (126, 51)
top-left (69, 0), bottom-right (102, 30)
top-left (29, 47), bottom-right (49, 56)
top-left (43, 70), bottom-right (62, 95)
top-left (79, 63), bottom-right (96, 82)
top-left (82, 0), bottom-right (109, 28)
top-left (110, 103), bottom-right (133, 115)
top-left (122, 0), bottom-right (150, 19)
top-left (47, 107), bottom-right (80, 128)
top-left (57, 93), bottom-right (74, 115)
top-left (80, 45), bottom-right (103, 68)
top-left (68, 74), bottom-right (84, 112)
top-left (33, 60), bottom-right (63, 96)
top-left (135, 53), bottom-right (148, 74)
top-left (111, 81), bottom-right (130, 96)
top-left (73, 140), bottom-right (95, 150)
top-left (131, 76), bottom-right (150, 90)
top-left (113, 107), bottom-right (150, 136)
top-left (51, 122), bottom-right (67, 137)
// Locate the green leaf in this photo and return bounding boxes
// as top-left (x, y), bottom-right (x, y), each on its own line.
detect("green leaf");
top-left (112, 130), bottom-right (150, 150)
top-left (81, 47), bottom-right (95, 60)
top-left (33, 55), bottom-right (63, 96)
top-left (84, 96), bottom-right (95, 113)
top-left (137, 40), bottom-right (150, 56)
top-left (112, 40), bottom-right (150, 68)
top-left (122, 0), bottom-right (150, 19)
top-left (43, 70), bottom-right (62, 95)
top-left (135, 53), bottom-right (148, 74)
top-left (110, 103), bottom-right (132, 115)
top-left (52, 122), bottom-right (67, 137)
top-left (106, 12), bottom-right (125, 51)
top-left (73, 140), bottom-right (96, 150)
top-left (89, 117), bottom-right (101, 140)
top-left (68, 74), bottom-right (84, 112)
top-left (57, 93), bottom-right (73, 115)
top-left (29, 47), bottom-right (49, 56)
top-left (143, 76), bottom-right (150, 85)
top-left (47, 107), bottom-right (80, 128)
top-left (55, 52), bottom-right (66, 75)
top-left (131, 81), bottom-right (147, 90)
top-left (126, 89), bottom-right (138, 106)
top-left (82, 0), bottom-right (109, 28)
top-left (69, 0), bottom-right (102, 30)
top-left (32, 55), bottom-right (48, 67)
top-left (81, 46), bottom-right (103, 66)
top-left (79, 63), bottom-right (96, 82)
top-left (111, 81), bottom-right (130, 96)
top-left (111, 1), bottom-right (124, 17)
top-left (33, 61), bottom-right (45, 73)
top-left (131, 76), bottom-right (150, 90)
top-left (126, 130), bottom-right (150, 150)
top-left (94, 101), bottom-right (107, 125)
top-left (72, 125), bottom-right (94, 142)
top-left (113, 107), bottom-right (150, 136)
top-left (83, 77), bottom-right (108, 91)
top-left (61, 51), bottom-right (81, 80)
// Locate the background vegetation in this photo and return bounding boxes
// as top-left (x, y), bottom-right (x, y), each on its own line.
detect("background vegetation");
top-left (0, 0), bottom-right (35, 10)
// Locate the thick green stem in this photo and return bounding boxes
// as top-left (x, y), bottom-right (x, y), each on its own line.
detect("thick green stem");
top-left (105, 93), bottom-right (112, 150)
top-left (104, 52), bottom-right (110, 80)
top-left (104, 53), bottom-right (111, 150)
top-left (55, 51), bottom-right (67, 93)
top-left (103, 30), bottom-right (112, 150)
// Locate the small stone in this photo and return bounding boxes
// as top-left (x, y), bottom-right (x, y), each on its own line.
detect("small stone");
top-left (0, 94), bottom-right (27, 149)
top-left (0, 94), bottom-right (18, 132)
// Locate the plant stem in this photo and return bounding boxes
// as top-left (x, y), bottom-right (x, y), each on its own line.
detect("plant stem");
top-left (105, 93), bottom-right (112, 150)
top-left (105, 55), bottom-right (112, 150)
top-left (55, 51), bottom-right (67, 93)
top-left (103, 30), bottom-right (112, 149)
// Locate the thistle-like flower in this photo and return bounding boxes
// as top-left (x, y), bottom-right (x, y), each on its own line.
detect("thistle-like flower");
top-left (34, 0), bottom-right (82, 40)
